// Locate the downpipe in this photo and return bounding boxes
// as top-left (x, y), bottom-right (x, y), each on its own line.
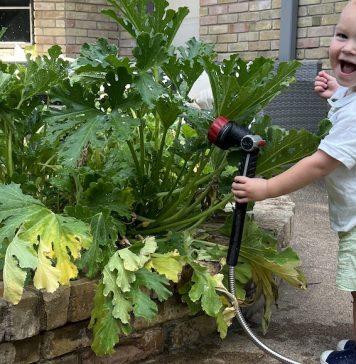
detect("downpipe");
top-left (208, 117), bottom-right (301, 364)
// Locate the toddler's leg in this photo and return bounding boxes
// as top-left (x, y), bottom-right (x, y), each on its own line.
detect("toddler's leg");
top-left (352, 292), bottom-right (356, 340)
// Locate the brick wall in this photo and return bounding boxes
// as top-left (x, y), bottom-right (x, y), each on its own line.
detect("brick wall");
top-left (200, 0), bottom-right (349, 69)
top-left (34, 0), bottom-right (66, 55)
top-left (200, 0), bottom-right (281, 62)
top-left (0, 0), bottom-right (119, 60)
top-left (64, 0), bottom-right (119, 57)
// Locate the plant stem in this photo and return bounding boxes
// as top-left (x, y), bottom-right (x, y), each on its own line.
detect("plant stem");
top-left (141, 194), bottom-right (232, 234)
top-left (159, 182), bottom-right (213, 226)
top-left (157, 154), bottom-right (228, 223)
top-left (161, 159), bottom-right (188, 205)
top-left (4, 123), bottom-right (13, 178)
top-left (139, 120), bottom-right (145, 176)
top-left (161, 119), bottom-right (182, 183)
top-left (153, 127), bottom-right (168, 184)
top-left (192, 239), bottom-right (227, 249)
top-left (157, 153), bottom-right (201, 220)
top-left (127, 140), bottom-right (142, 183)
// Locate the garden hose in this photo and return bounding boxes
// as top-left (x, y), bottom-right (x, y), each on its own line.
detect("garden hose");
top-left (208, 116), bottom-right (301, 364)
top-left (224, 266), bottom-right (301, 364)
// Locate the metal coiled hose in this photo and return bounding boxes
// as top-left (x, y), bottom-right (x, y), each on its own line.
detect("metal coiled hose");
top-left (224, 266), bottom-right (301, 364)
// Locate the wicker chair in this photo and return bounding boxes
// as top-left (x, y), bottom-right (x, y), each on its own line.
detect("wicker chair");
top-left (263, 61), bottom-right (330, 133)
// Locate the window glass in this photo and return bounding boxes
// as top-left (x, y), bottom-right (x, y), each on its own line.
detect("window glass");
top-left (0, 10), bottom-right (30, 42)
top-left (0, 1), bottom-right (30, 6)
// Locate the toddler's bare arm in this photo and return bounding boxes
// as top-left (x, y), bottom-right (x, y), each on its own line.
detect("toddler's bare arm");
top-left (232, 150), bottom-right (340, 203)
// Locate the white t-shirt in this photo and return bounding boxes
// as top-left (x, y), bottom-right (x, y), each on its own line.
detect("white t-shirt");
top-left (318, 86), bottom-right (356, 232)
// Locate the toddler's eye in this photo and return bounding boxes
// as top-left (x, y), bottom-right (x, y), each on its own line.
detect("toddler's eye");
top-left (336, 32), bottom-right (348, 39)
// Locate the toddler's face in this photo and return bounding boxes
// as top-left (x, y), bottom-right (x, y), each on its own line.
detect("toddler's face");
top-left (329, 3), bottom-right (356, 88)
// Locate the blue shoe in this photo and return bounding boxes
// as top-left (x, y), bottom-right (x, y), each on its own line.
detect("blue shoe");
top-left (337, 340), bottom-right (356, 351)
top-left (320, 349), bottom-right (356, 363)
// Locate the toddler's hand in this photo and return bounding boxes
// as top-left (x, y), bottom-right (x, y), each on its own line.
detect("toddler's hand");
top-left (314, 71), bottom-right (340, 99)
top-left (231, 176), bottom-right (269, 203)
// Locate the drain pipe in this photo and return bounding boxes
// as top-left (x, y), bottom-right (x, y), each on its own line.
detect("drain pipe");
top-left (279, 0), bottom-right (299, 61)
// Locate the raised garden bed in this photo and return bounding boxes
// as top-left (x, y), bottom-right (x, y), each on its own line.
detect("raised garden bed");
top-left (0, 196), bottom-right (294, 364)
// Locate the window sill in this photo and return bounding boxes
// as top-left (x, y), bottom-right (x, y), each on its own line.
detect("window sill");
top-left (0, 55), bottom-right (26, 63)
top-left (0, 42), bottom-right (32, 49)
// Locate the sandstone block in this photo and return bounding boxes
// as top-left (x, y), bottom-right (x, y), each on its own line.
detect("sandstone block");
top-left (80, 327), bottom-right (164, 364)
top-left (133, 296), bottom-right (191, 332)
top-left (40, 321), bottom-right (91, 359)
top-left (41, 286), bottom-right (70, 331)
top-left (13, 336), bottom-right (40, 364)
top-left (163, 315), bottom-right (216, 350)
top-left (252, 195), bottom-right (295, 248)
top-left (0, 343), bottom-right (16, 364)
top-left (0, 285), bottom-right (41, 342)
top-left (68, 279), bottom-right (97, 323)
top-left (42, 353), bottom-right (79, 364)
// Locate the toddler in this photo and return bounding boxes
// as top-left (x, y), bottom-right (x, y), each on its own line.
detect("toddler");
top-left (231, 2), bottom-right (356, 363)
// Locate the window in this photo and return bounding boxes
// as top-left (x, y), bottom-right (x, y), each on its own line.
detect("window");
top-left (0, 0), bottom-right (33, 43)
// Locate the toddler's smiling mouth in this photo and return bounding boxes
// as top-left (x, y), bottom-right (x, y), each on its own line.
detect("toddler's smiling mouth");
top-left (340, 59), bottom-right (356, 74)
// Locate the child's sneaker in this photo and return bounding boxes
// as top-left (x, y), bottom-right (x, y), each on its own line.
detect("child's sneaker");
top-left (320, 349), bottom-right (356, 363)
top-left (337, 340), bottom-right (356, 351)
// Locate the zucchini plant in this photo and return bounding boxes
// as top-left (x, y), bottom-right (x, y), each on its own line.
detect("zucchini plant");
top-left (0, 0), bottom-right (328, 356)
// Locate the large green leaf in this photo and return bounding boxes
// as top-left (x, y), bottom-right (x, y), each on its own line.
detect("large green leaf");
top-left (240, 218), bottom-right (306, 332)
top-left (135, 268), bottom-right (172, 302)
top-left (73, 38), bottom-right (119, 73)
top-left (163, 38), bottom-right (215, 97)
top-left (202, 56), bottom-right (300, 124)
top-left (155, 94), bottom-right (183, 129)
top-left (45, 82), bottom-right (108, 167)
top-left (0, 184), bottom-right (91, 303)
top-left (189, 262), bottom-right (224, 317)
top-left (134, 73), bottom-right (165, 108)
top-left (145, 251), bottom-right (185, 282)
top-left (90, 282), bottom-right (131, 356)
top-left (103, 0), bottom-right (188, 48)
top-left (93, 237), bottom-right (174, 354)
top-left (129, 282), bottom-right (158, 320)
top-left (78, 212), bottom-right (118, 278)
top-left (133, 32), bottom-right (167, 71)
top-left (252, 116), bottom-right (321, 178)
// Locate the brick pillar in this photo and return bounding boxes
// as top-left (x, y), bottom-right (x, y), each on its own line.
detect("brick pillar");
top-left (33, 0), bottom-right (66, 55)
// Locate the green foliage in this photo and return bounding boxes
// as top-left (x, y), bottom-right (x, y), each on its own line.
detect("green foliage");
top-left (0, 0), bottom-right (327, 357)
top-left (202, 55), bottom-right (300, 124)
top-left (0, 184), bottom-right (91, 303)
top-left (251, 115), bottom-right (321, 178)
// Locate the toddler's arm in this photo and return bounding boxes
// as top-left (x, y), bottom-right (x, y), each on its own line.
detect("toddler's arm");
top-left (231, 150), bottom-right (340, 203)
top-left (314, 71), bottom-right (340, 99)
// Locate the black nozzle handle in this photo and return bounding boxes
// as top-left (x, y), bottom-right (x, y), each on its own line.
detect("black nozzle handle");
top-left (227, 150), bottom-right (259, 266)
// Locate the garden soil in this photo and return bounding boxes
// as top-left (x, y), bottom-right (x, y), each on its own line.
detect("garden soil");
top-left (143, 181), bottom-right (351, 364)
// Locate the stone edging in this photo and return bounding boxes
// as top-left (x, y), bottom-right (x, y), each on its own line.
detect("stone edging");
top-left (0, 196), bottom-right (295, 364)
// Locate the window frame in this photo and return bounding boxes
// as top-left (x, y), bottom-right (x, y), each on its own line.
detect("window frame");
top-left (0, 0), bottom-right (33, 45)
